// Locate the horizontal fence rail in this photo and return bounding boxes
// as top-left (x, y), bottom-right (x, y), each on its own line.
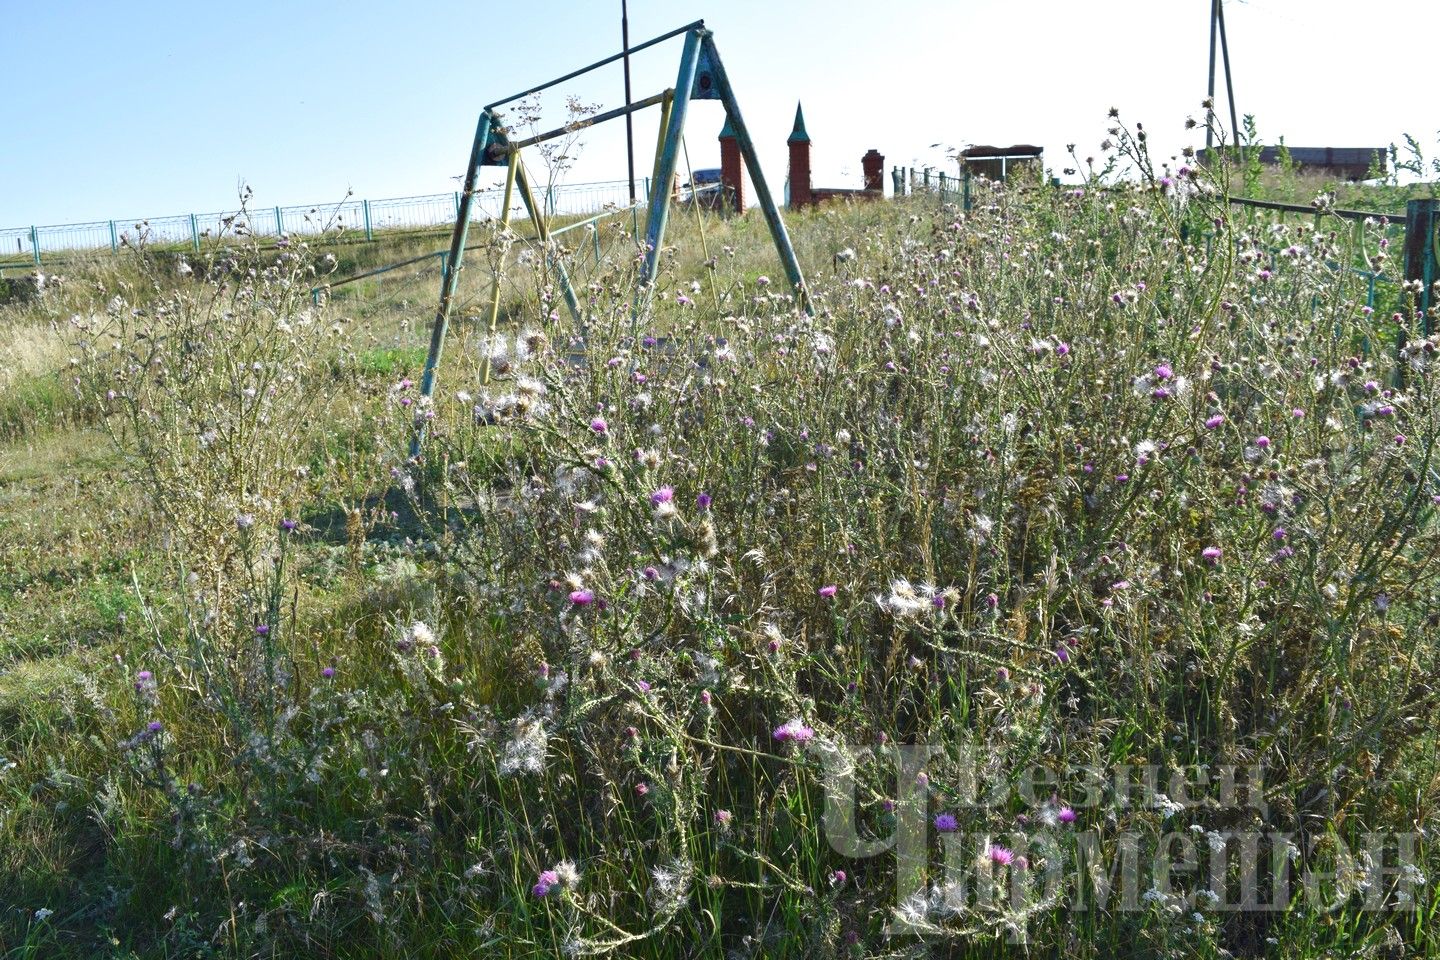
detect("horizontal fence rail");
top-left (0, 177), bottom-right (652, 273)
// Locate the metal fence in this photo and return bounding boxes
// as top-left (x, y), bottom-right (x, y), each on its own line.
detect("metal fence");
top-left (0, 177), bottom-right (650, 272)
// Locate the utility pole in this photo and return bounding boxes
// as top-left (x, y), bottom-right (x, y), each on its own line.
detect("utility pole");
top-left (623, 0), bottom-right (636, 205)
top-left (1206, 0), bottom-right (1240, 151)
top-left (1206, 0), bottom-right (1218, 151)
top-left (1215, 0), bottom-right (1240, 148)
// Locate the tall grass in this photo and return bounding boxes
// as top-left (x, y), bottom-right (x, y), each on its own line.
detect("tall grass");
top-left (3, 113), bottom-right (1439, 959)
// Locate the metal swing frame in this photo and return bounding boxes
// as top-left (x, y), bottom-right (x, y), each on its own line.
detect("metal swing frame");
top-left (411, 21), bottom-right (810, 453)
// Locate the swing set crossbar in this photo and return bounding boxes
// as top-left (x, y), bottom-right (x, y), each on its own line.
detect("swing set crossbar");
top-left (484, 20), bottom-right (705, 111)
top-left (504, 90), bottom-right (673, 152)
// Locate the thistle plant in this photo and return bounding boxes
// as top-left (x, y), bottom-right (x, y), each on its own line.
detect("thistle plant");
top-left (72, 195), bottom-right (344, 598)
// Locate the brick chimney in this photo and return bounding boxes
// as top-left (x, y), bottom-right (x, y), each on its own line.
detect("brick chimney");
top-left (718, 115), bottom-right (745, 214)
top-left (862, 149), bottom-right (884, 194)
top-left (787, 102), bottom-right (812, 209)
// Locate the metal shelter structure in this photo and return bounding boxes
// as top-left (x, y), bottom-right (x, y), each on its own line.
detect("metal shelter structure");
top-left (412, 20), bottom-right (810, 451)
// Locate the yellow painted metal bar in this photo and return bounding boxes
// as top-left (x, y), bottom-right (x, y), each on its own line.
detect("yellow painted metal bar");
top-left (481, 151), bottom-right (520, 387)
top-left (649, 91), bottom-right (675, 203)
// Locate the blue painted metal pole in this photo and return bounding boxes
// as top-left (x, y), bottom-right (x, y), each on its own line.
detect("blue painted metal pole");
top-left (190, 213), bottom-right (200, 253)
top-left (109, 220), bottom-right (118, 254)
top-left (1403, 198), bottom-right (1438, 336)
top-left (701, 34), bottom-right (812, 315)
top-left (637, 28), bottom-right (703, 301)
top-left (30, 226), bottom-right (39, 266)
top-left (275, 206), bottom-right (284, 235)
top-left (412, 110), bottom-right (496, 456)
top-left (363, 199), bottom-right (373, 241)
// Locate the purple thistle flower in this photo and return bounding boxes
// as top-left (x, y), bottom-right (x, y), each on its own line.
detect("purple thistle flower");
top-left (590, 417), bottom-right (608, 434)
top-left (532, 868), bottom-right (559, 898)
top-left (1055, 342), bottom-right (1070, 356)
top-left (1205, 414), bottom-right (1225, 430)
top-left (254, 624), bottom-right (270, 636)
top-left (147, 720), bottom-right (163, 733)
top-left (934, 813), bottom-right (959, 832)
top-left (1057, 806), bottom-right (1077, 824)
top-left (696, 491), bottom-right (712, 510)
top-left (1202, 546), bottom-right (1222, 564)
top-left (1154, 363), bottom-right (1173, 380)
top-left (642, 566), bottom-right (660, 581)
top-left (280, 518), bottom-right (298, 532)
top-left (989, 845), bottom-right (1016, 867)
top-left (636, 680), bottom-right (652, 694)
top-left (650, 486), bottom-right (674, 506)
top-left (773, 719), bottom-right (815, 743)
top-left (1054, 646), bottom-right (1071, 664)
top-left (321, 666), bottom-right (335, 679)
top-left (569, 589), bottom-right (595, 607)
top-left (1254, 435), bottom-right (1271, 448)
top-left (818, 584), bottom-right (838, 599)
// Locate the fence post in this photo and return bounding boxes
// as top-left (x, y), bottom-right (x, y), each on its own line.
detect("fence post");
top-left (109, 220), bottom-right (119, 253)
top-left (275, 206), bottom-right (284, 235)
top-left (962, 168), bottom-right (971, 213)
top-left (454, 192), bottom-right (461, 221)
top-left (939, 172), bottom-right (947, 204)
top-left (190, 213), bottom-right (201, 253)
top-left (923, 167), bottom-right (931, 189)
top-left (363, 199), bottom-right (373, 241)
top-left (1403, 198), bottom-right (1439, 336)
top-left (29, 226), bottom-right (39, 266)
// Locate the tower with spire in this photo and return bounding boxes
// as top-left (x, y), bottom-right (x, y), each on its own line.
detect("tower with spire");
top-left (717, 114), bottom-right (745, 213)
top-left (787, 101), bottom-right (812, 208)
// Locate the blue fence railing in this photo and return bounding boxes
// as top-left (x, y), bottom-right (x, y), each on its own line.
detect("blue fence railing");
top-left (0, 177), bottom-right (651, 272)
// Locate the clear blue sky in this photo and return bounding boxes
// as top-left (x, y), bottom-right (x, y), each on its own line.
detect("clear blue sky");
top-left (2, 0), bottom-right (1434, 227)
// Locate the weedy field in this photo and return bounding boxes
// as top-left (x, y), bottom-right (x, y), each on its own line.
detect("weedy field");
top-left (2, 114), bottom-right (1439, 959)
